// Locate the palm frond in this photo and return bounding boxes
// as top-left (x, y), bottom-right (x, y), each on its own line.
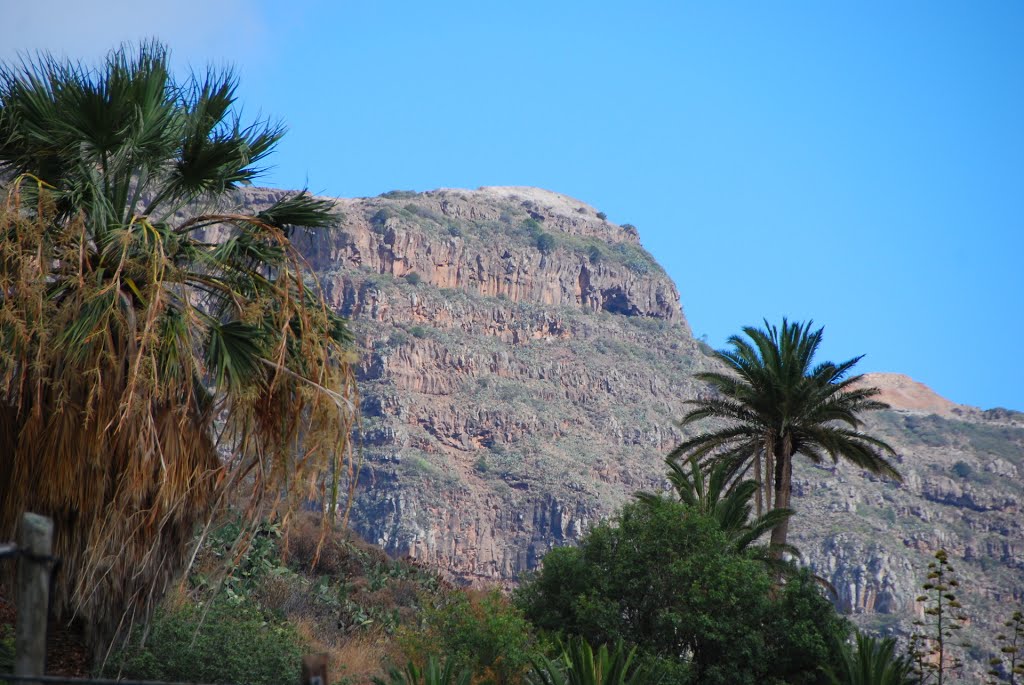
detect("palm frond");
top-left (827, 631), bottom-right (916, 685)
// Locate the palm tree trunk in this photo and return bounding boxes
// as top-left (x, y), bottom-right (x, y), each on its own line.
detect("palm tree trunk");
top-left (753, 449), bottom-right (763, 517)
top-left (769, 447), bottom-right (794, 556)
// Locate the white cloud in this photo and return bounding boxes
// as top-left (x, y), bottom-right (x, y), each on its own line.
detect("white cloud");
top-left (0, 0), bottom-right (269, 70)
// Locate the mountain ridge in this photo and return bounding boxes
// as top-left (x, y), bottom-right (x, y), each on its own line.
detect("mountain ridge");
top-left (233, 185), bottom-right (1022, 674)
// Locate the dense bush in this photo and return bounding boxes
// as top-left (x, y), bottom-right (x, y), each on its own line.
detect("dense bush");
top-left (535, 233), bottom-right (557, 254)
top-left (521, 218), bottom-right (543, 235)
top-left (371, 208), bottom-right (396, 232)
top-left (404, 204), bottom-right (444, 223)
top-left (400, 589), bottom-right (539, 684)
top-left (389, 330), bottom-right (411, 346)
top-left (609, 243), bottom-right (652, 274)
top-left (516, 498), bottom-right (848, 685)
top-left (111, 598), bottom-right (304, 685)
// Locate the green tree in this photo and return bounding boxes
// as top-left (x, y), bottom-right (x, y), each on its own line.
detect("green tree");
top-left (0, 43), bottom-right (357, 650)
top-left (516, 498), bottom-right (849, 685)
top-left (673, 318), bottom-right (900, 551)
top-left (909, 550), bottom-right (968, 685)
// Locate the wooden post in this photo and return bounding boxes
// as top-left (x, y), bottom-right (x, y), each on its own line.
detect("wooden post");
top-left (301, 654), bottom-right (328, 685)
top-left (14, 513), bottom-right (53, 685)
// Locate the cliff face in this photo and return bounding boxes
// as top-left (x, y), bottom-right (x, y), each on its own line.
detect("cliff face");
top-left (240, 185), bottom-right (1022, 665)
top-left (283, 186), bottom-right (700, 580)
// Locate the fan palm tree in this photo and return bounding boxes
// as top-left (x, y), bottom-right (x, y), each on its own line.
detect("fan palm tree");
top-left (672, 319), bottom-right (900, 553)
top-left (0, 43), bottom-right (357, 650)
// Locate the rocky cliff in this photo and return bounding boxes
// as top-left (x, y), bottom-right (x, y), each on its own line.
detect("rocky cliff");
top-left (241, 185), bottom-right (1022, 667)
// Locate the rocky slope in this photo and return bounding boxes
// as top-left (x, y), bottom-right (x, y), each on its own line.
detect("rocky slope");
top-left (241, 185), bottom-right (1022, 668)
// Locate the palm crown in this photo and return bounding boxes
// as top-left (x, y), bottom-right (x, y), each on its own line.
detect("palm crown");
top-left (672, 318), bottom-right (900, 551)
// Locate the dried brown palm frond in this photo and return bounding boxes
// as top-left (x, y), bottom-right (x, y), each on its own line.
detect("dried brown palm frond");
top-left (0, 43), bottom-right (359, 655)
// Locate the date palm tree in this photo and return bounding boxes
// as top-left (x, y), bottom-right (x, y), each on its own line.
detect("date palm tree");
top-left (0, 43), bottom-right (357, 650)
top-left (636, 454), bottom-right (794, 555)
top-left (827, 631), bottom-right (915, 685)
top-left (672, 319), bottom-right (900, 553)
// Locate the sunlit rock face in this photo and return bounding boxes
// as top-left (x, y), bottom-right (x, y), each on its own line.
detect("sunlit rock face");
top-left (240, 185), bottom-right (1023, 676)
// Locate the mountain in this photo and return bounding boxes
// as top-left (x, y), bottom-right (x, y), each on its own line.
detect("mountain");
top-left (244, 185), bottom-right (1022, 665)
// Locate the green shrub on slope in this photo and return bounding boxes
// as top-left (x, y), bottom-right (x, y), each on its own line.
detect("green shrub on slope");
top-left (112, 598), bottom-right (304, 685)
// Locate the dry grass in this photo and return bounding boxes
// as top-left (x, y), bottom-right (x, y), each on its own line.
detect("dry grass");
top-left (326, 634), bottom-right (395, 684)
top-left (236, 512), bottom-right (439, 684)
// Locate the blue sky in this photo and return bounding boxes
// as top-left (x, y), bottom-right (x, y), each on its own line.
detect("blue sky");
top-left (3, 2), bottom-right (1022, 409)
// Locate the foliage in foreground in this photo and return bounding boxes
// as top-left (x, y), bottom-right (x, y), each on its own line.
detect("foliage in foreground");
top-left (826, 631), bottom-right (915, 685)
top-left (516, 497), bottom-right (850, 685)
top-left (528, 639), bottom-right (662, 685)
top-left (0, 624), bottom-right (13, 674)
top-left (399, 589), bottom-right (539, 684)
top-left (107, 513), bottom-right (440, 683)
top-left (110, 596), bottom-right (304, 685)
top-left (102, 473), bottom-right (1020, 685)
top-left (0, 42), bottom-right (357, 650)
top-left (373, 656), bottom-right (472, 685)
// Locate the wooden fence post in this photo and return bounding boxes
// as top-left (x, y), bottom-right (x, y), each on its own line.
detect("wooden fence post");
top-left (14, 513), bottom-right (54, 685)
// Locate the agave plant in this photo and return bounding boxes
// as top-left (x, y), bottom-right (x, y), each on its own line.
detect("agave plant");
top-left (826, 631), bottom-right (915, 685)
top-left (529, 638), bottom-right (662, 685)
top-left (0, 43), bottom-right (357, 650)
top-left (372, 657), bottom-right (473, 685)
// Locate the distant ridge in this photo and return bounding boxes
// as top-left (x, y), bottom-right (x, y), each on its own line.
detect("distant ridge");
top-left (860, 372), bottom-right (962, 416)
